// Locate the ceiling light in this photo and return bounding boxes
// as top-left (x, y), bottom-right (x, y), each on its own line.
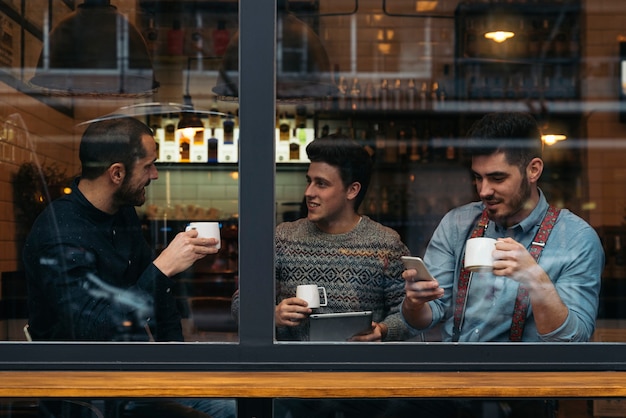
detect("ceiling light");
top-left (30, 0), bottom-right (157, 96)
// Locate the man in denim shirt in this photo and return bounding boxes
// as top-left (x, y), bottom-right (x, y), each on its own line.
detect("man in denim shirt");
top-left (402, 112), bottom-right (604, 342)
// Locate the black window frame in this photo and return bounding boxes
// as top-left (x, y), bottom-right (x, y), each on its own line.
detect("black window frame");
top-left (0, 0), bottom-right (624, 373)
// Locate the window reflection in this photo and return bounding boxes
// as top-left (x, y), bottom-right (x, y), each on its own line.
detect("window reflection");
top-left (1, 0), bottom-right (626, 349)
top-left (271, 0), bottom-right (618, 345)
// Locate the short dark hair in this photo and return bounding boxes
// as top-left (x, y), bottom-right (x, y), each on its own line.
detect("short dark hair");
top-left (306, 137), bottom-right (373, 211)
top-left (466, 112), bottom-right (542, 170)
top-left (79, 117), bottom-right (153, 180)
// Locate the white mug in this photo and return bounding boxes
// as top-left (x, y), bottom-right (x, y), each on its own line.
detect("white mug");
top-left (186, 222), bottom-right (221, 249)
top-left (464, 237), bottom-right (497, 272)
top-left (296, 284), bottom-right (328, 309)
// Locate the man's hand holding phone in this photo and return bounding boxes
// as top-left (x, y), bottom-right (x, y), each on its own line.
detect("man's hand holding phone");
top-left (401, 256), bottom-right (443, 329)
top-left (401, 256), bottom-right (443, 303)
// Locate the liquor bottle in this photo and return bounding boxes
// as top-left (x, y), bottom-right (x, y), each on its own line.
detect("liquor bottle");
top-left (430, 81), bottom-right (440, 102)
top-left (223, 112), bottom-right (235, 145)
top-left (419, 81), bottom-right (429, 109)
top-left (379, 79), bottom-right (389, 110)
top-left (207, 129), bottom-right (218, 163)
top-left (278, 113), bottom-right (290, 141)
top-left (337, 77), bottom-right (348, 110)
top-left (295, 105), bottom-right (307, 128)
top-left (191, 119), bottom-right (207, 163)
top-left (349, 78), bottom-right (361, 110)
top-left (406, 79), bottom-right (417, 110)
top-left (164, 114), bottom-right (176, 142)
top-left (392, 79), bottom-right (402, 110)
top-left (161, 114), bottom-right (179, 162)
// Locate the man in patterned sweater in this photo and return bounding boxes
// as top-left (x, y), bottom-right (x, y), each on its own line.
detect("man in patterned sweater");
top-left (233, 136), bottom-right (413, 342)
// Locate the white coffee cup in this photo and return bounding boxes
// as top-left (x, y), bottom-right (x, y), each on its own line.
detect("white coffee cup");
top-left (464, 237), bottom-right (497, 272)
top-left (296, 284), bottom-right (328, 309)
top-left (186, 222), bottom-right (221, 249)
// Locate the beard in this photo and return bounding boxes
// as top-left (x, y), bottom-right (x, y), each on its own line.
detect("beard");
top-left (114, 176), bottom-right (148, 207)
top-left (486, 176), bottom-right (532, 227)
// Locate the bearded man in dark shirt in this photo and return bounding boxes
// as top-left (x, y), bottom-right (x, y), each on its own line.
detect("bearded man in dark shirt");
top-left (23, 116), bottom-right (218, 342)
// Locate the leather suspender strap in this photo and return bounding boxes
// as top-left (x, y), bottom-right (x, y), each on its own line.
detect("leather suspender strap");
top-left (452, 205), bottom-right (561, 342)
top-left (452, 210), bottom-right (490, 342)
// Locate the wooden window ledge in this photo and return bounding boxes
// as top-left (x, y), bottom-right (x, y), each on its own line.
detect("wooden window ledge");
top-left (0, 371), bottom-right (625, 399)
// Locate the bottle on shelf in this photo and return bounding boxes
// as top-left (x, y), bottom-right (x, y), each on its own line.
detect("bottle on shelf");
top-left (219, 112), bottom-right (237, 163)
top-left (379, 79), bottom-right (389, 111)
top-left (223, 112), bottom-right (235, 145)
top-left (337, 76), bottom-right (348, 110)
top-left (406, 79), bottom-right (417, 110)
top-left (419, 81), bottom-right (429, 109)
top-left (295, 105), bottom-right (307, 128)
top-left (161, 113), bottom-right (179, 162)
top-left (278, 113), bottom-right (291, 141)
top-left (349, 78), bottom-right (361, 111)
top-left (392, 79), bottom-right (402, 110)
top-left (207, 129), bottom-right (218, 163)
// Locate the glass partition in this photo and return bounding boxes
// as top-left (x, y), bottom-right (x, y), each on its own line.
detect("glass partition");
top-left (0, 0), bottom-right (624, 373)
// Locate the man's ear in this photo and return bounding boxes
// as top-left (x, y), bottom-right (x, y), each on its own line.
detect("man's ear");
top-left (109, 163), bottom-right (126, 185)
top-left (346, 181), bottom-right (361, 201)
top-left (526, 157), bottom-right (543, 183)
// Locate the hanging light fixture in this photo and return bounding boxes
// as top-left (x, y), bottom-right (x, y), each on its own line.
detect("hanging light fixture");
top-left (30, 0), bottom-right (157, 96)
top-left (213, 9), bottom-right (336, 102)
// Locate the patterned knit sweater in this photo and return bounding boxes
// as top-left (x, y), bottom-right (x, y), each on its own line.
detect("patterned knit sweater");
top-left (272, 216), bottom-right (412, 341)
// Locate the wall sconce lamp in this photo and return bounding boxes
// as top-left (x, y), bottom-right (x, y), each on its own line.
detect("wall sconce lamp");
top-left (541, 133), bottom-right (567, 146)
top-left (484, 30), bottom-right (515, 43)
top-left (30, 0), bottom-right (157, 97)
top-left (540, 118), bottom-right (568, 146)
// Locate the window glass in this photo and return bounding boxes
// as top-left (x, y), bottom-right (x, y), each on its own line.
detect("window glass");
top-left (0, 0), bottom-right (240, 343)
top-left (271, 0), bottom-right (622, 345)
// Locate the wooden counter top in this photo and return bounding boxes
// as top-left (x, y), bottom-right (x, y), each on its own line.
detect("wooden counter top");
top-left (0, 371), bottom-right (625, 398)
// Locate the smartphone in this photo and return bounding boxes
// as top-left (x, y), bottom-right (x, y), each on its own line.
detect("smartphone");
top-left (401, 256), bottom-right (435, 281)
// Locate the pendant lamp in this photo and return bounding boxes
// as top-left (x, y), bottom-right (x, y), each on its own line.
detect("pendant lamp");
top-left (30, 0), bottom-right (157, 97)
top-left (213, 11), bottom-right (336, 102)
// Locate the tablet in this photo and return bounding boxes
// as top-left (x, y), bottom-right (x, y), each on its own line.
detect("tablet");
top-left (309, 311), bottom-right (373, 342)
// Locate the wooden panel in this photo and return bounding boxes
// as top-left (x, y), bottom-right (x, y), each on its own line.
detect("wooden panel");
top-left (0, 371), bottom-right (625, 399)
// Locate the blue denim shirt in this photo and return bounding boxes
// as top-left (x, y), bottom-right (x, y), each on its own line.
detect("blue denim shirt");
top-left (404, 191), bottom-right (604, 342)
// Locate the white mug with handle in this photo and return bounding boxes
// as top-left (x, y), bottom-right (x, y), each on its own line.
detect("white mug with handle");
top-left (296, 284), bottom-right (328, 309)
top-left (185, 221), bottom-right (221, 249)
